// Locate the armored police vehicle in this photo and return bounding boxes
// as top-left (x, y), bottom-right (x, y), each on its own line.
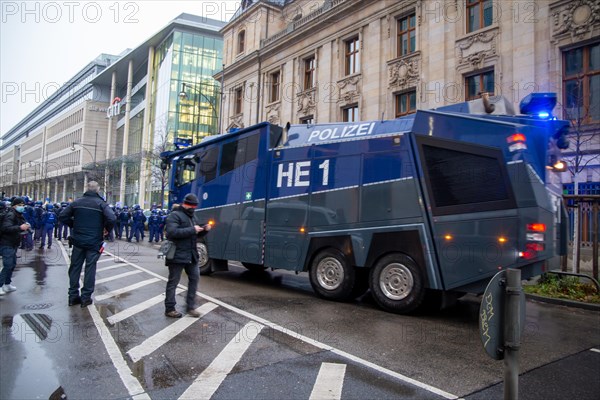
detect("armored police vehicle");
top-left (162, 93), bottom-right (569, 314)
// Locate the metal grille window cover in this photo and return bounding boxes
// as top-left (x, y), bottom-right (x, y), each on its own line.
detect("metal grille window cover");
top-left (417, 135), bottom-right (515, 216)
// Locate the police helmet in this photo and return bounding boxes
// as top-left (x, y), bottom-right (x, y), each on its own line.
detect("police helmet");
top-left (46, 204), bottom-right (54, 211)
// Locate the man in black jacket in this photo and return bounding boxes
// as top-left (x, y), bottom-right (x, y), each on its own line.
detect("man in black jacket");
top-left (164, 193), bottom-right (211, 318)
top-left (59, 182), bottom-right (116, 307)
top-left (0, 197), bottom-right (30, 296)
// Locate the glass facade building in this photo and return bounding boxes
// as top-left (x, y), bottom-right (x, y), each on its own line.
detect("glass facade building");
top-left (89, 14), bottom-right (225, 207)
top-left (152, 31), bottom-right (223, 148)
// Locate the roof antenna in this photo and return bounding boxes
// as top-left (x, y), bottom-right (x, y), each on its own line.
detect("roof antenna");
top-left (381, 112), bottom-right (385, 122)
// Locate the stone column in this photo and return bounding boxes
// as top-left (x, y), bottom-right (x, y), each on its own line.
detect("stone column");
top-left (138, 45), bottom-right (155, 209)
top-left (105, 70), bottom-right (117, 203)
top-left (119, 60), bottom-right (134, 205)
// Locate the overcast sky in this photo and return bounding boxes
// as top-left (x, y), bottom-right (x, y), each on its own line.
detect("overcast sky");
top-left (0, 0), bottom-right (240, 136)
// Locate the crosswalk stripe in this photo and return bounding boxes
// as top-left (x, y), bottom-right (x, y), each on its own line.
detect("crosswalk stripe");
top-left (95, 270), bottom-right (142, 284)
top-left (127, 302), bottom-right (218, 363)
top-left (107, 289), bottom-right (185, 325)
top-left (179, 321), bottom-right (264, 400)
top-left (97, 258), bottom-right (116, 264)
top-left (57, 241), bottom-right (150, 399)
top-left (310, 362), bottom-right (347, 400)
top-left (97, 264), bottom-right (125, 273)
top-left (95, 278), bottom-right (161, 301)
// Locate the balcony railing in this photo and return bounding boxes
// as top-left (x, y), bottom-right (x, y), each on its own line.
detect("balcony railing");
top-left (260, 0), bottom-right (348, 48)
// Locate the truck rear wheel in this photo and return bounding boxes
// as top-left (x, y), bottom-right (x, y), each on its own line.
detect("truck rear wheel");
top-left (369, 253), bottom-right (425, 314)
top-left (309, 248), bottom-right (355, 301)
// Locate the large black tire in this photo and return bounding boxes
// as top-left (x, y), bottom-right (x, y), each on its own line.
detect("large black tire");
top-left (369, 253), bottom-right (425, 314)
top-left (309, 248), bottom-right (355, 301)
top-left (198, 241), bottom-right (212, 275)
top-left (242, 262), bottom-right (266, 273)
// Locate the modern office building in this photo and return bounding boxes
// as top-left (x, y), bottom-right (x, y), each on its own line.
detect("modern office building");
top-left (91, 13), bottom-right (225, 206)
top-left (0, 53), bottom-right (120, 201)
top-left (218, 0), bottom-right (599, 186)
top-left (0, 13), bottom-right (225, 207)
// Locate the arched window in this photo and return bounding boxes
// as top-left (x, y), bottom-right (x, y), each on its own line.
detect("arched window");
top-left (237, 30), bottom-right (246, 54)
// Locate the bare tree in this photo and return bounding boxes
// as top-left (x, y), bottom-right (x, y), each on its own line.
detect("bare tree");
top-left (143, 121), bottom-right (174, 208)
top-left (558, 75), bottom-right (600, 273)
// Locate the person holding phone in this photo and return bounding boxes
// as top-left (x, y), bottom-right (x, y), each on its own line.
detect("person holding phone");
top-left (0, 197), bottom-right (30, 296)
top-left (163, 193), bottom-right (211, 318)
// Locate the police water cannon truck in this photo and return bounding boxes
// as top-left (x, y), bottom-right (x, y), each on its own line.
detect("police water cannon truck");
top-left (161, 93), bottom-right (569, 314)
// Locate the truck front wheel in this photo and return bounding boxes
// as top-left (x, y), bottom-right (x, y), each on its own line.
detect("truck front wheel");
top-left (309, 248), bottom-right (355, 301)
top-left (369, 253), bottom-right (425, 314)
top-left (198, 241), bottom-right (212, 275)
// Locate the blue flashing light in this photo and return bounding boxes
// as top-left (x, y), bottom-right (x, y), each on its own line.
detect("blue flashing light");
top-left (519, 93), bottom-right (557, 118)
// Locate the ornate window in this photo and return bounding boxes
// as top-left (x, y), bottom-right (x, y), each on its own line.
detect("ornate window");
top-left (300, 116), bottom-right (314, 125)
top-left (304, 56), bottom-right (316, 90)
top-left (395, 90), bottom-right (417, 117)
top-left (466, 0), bottom-right (493, 33)
top-left (234, 87), bottom-right (243, 115)
top-left (465, 69), bottom-right (494, 101)
top-left (237, 30), bottom-right (246, 54)
top-left (397, 14), bottom-right (416, 56)
top-left (563, 43), bottom-right (600, 123)
top-left (270, 71), bottom-right (280, 103)
top-left (345, 37), bottom-right (360, 75)
top-left (342, 105), bottom-right (358, 122)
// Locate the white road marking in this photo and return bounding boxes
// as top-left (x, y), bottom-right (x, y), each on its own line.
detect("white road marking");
top-left (591, 348), bottom-right (600, 353)
top-left (57, 243), bottom-right (149, 399)
top-left (97, 264), bottom-right (126, 273)
top-left (179, 321), bottom-right (263, 400)
top-left (95, 278), bottom-right (161, 301)
top-left (127, 302), bottom-right (218, 363)
top-left (97, 258), bottom-right (117, 264)
top-left (95, 270), bottom-right (142, 284)
top-left (107, 289), bottom-right (185, 325)
top-left (310, 362), bottom-right (347, 400)
top-left (105, 251), bottom-right (459, 399)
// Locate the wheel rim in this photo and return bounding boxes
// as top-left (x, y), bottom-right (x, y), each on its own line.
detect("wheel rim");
top-left (316, 257), bottom-right (344, 290)
top-left (379, 263), bottom-right (413, 300)
top-left (198, 243), bottom-right (208, 267)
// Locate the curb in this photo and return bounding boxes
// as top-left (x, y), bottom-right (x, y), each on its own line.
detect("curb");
top-left (525, 293), bottom-right (600, 312)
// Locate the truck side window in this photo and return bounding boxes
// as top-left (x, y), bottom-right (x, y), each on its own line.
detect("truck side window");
top-left (176, 158), bottom-right (196, 187)
top-left (199, 147), bottom-right (219, 183)
top-left (219, 134), bottom-right (260, 176)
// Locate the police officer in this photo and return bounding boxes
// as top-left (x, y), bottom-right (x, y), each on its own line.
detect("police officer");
top-left (128, 205), bottom-right (146, 242)
top-left (40, 203), bottom-right (57, 249)
top-left (114, 206), bottom-right (122, 239)
top-left (148, 210), bottom-right (161, 243)
top-left (119, 206), bottom-right (131, 239)
top-left (33, 201), bottom-right (44, 241)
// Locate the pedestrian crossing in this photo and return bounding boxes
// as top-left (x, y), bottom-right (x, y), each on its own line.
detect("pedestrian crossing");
top-left (58, 242), bottom-right (458, 400)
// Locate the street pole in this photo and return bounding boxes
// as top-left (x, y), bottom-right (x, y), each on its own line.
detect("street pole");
top-left (504, 269), bottom-right (521, 400)
top-left (219, 63), bottom-right (224, 134)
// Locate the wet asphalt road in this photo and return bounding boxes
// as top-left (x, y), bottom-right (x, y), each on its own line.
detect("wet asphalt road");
top-left (0, 239), bottom-right (598, 400)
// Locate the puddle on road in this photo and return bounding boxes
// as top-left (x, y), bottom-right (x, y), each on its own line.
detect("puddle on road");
top-left (1, 314), bottom-right (66, 399)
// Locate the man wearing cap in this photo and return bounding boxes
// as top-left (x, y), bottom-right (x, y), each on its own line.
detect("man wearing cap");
top-left (0, 197), bottom-right (31, 296)
top-left (164, 193), bottom-right (211, 318)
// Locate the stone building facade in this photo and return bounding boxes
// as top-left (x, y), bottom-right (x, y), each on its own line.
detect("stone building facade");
top-left (217, 0), bottom-right (599, 184)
